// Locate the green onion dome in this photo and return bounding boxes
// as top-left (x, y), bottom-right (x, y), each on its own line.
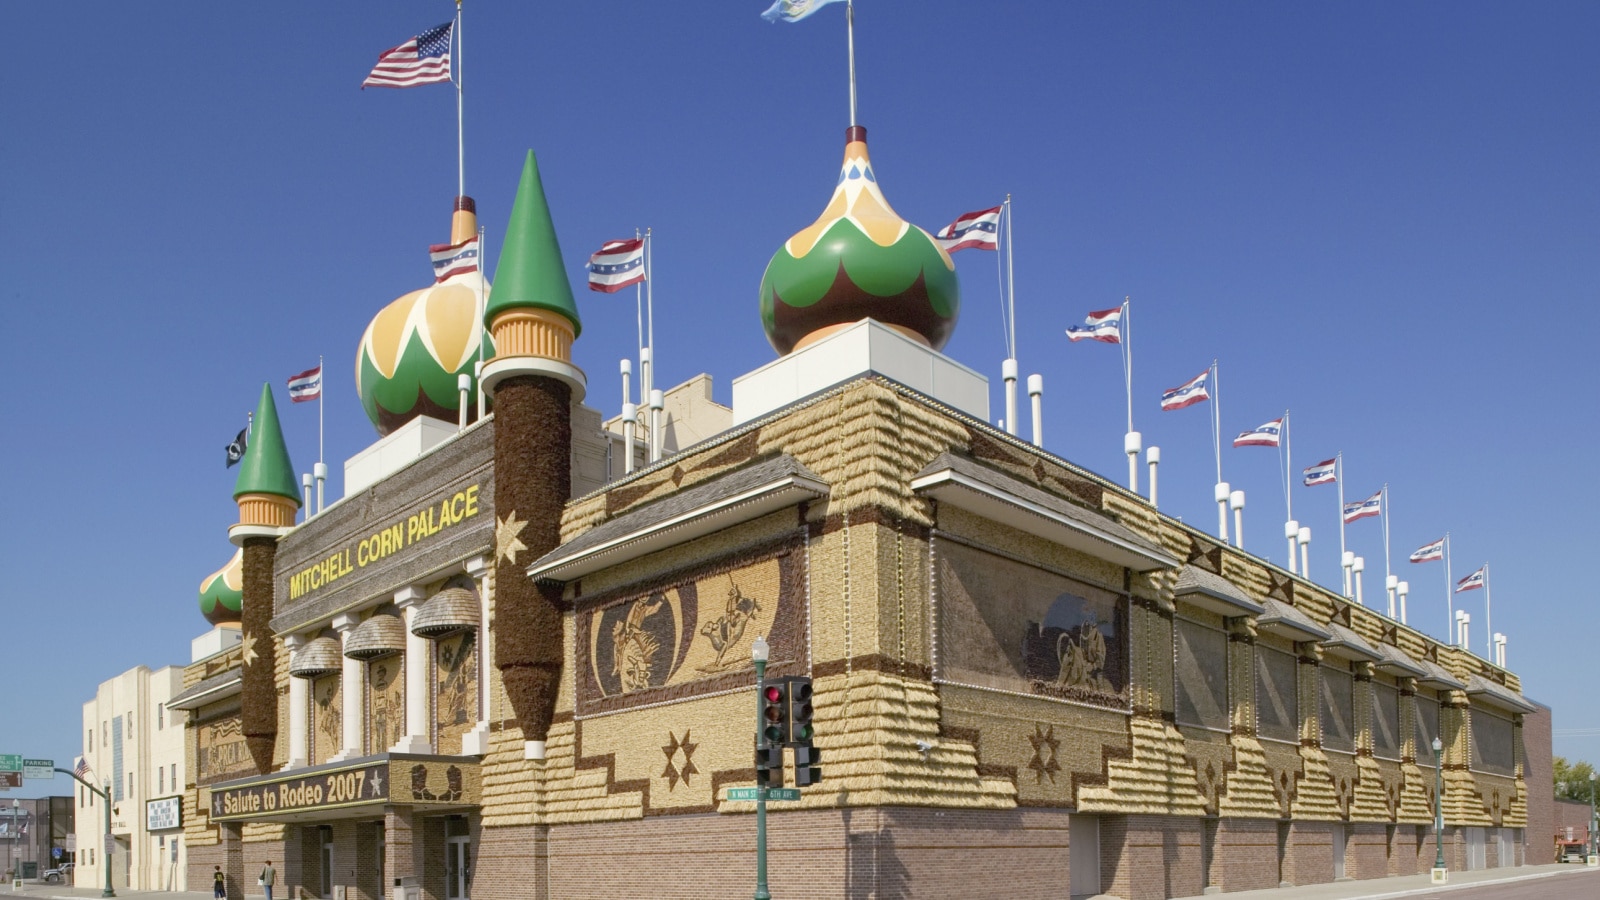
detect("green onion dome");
top-left (199, 548), bottom-right (244, 625)
top-left (357, 198), bottom-right (495, 436)
top-left (759, 126), bottom-right (960, 355)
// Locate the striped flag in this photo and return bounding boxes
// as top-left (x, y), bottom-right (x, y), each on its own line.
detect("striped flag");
top-left (1409, 537), bottom-right (1445, 563)
top-left (429, 234), bottom-right (480, 282)
top-left (1302, 458), bottom-right (1337, 486)
top-left (287, 365), bottom-right (323, 404)
top-left (934, 207), bottom-right (1001, 253)
top-left (1160, 369), bottom-right (1210, 411)
top-left (1342, 490), bottom-right (1382, 523)
top-left (587, 239), bottom-right (646, 293)
top-left (761, 0), bottom-right (847, 23)
top-left (362, 22), bottom-right (453, 89)
top-left (1066, 307), bottom-right (1122, 344)
top-left (74, 757), bottom-right (91, 779)
top-left (1455, 567), bottom-right (1486, 592)
top-left (1233, 418), bottom-right (1283, 448)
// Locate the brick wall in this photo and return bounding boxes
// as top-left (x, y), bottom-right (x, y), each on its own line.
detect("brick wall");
top-left (1099, 814), bottom-right (1203, 900)
top-left (1524, 702), bottom-right (1555, 864)
top-left (1211, 818), bottom-right (1280, 892)
top-left (471, 807), bottom-right (1071, 900)
top-left (1346, 823), bottom-right (1387, 880)
top-left (1281, 821), bottom-right (1333, 886)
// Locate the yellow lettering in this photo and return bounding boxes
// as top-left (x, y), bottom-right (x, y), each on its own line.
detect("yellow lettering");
top-left (464, 484), bottom-right (479, 518)
top-left (388, 523), bottom-right (403, 554)
top-left (407, 514), bottom-right (421, 545)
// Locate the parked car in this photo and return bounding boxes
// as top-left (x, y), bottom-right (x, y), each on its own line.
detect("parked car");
top-left (42, 863), bottom-right (74, 884)
top-left (1558, 842), bottom-right (1586, 864)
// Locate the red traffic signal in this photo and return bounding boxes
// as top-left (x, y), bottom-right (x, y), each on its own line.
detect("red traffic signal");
top-left (759, 678), bottom-right (789, 746)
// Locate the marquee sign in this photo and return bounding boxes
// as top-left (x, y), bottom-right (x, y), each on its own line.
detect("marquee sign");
top-left (286, 484), bottom-right (484, 602)
top-left (209, 757), bottom-right (479, 822)
top-left (146, 796), bottom-right (183, 831)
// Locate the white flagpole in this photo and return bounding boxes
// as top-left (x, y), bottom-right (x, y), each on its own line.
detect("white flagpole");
top-left (1001, 197), bottom-right (1017, 435)
top-left (318, 355), bottom-right (324, 466)
top-left (454, 2), bottom-right (465, 197)
top-left (1281, 409), bottom-right (1292, 521)
top-left (1381, 483), bottom-right (1392, 578)
top-left (846, 0), bottom-right (857, 126)
top-left (1336, 452), bottom-right (1348, 590)
top-left (1211, 360), bottom-right (1229, 541)
top-left (476, 224), bottom-right (488, 420)
top-left (1444, 532), bottom-right (1454, 645)
top-left (1123, 298), bottom-right (1140, 492)
top-left (1483, 563), bottom-right (1492, 659)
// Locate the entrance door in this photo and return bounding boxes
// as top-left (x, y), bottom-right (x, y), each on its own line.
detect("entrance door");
top-left (1069, 815), bottom-right (1100, 897)
top-left (1332, 826), bottom-right (1347, 880)
top-left (320, 827), bottom-right (334, 897)
top-left (1465, 827), bottom-right (1486, 870)
top-left (444, 838), bottom-right (471, 900)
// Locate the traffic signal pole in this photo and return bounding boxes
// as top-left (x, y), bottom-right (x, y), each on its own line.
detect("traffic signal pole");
top-left (55, 767), bottom-right (114, 897)
top-left (751, 642), bottom-right (772, 900)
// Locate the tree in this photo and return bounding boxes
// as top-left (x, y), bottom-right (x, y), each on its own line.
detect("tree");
top-left (1553, 756), bottom-right (1597, 803)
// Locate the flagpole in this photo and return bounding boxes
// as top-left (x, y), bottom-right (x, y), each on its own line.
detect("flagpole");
top-left (1281, 409), bottom-right (1291, 521)
top-left (1482, 563), bottom-right (1491, 659)
top-left (1211, 359), bottom-right (1229, 541)
top-left (1444, 532), bottom-right (1454, 645)
top-left (318, 355), bottom-right (324, 466)
top-left (476, 224), bottom-right (488, 420)
top-left (1123, 298), bottom-right (1139, 491)
top-left (1001, 196), bottom-right (1017, 435)
top-left (846, 0), bottom-right (857, 127)
top-left (455, 1), bottom-right (465, 197)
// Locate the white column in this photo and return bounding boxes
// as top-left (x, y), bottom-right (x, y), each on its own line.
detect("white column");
top-left (392, 586), bottom-right (432, 754)
top-left (332, 613), bottom-right (363, 760)
top-left (283, 635), bottom-right (309, 770)
top-left (462, 555), bottom-right (493, 755)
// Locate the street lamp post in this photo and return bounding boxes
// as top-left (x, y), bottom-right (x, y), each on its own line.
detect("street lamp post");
top-left (54, 767), bottom-right (115, 897)
top-left (1589, 772), bottom-right (1597, 864)
top-left (751, 635), bottom-right (772, 900)
top-left (9, 799), bottom-right (18, 889)
top-left (1431, 737), bottom-right (1447, 883)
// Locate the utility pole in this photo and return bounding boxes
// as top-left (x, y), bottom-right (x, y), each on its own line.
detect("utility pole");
top-left (55, 768), bottom-right (114, 897)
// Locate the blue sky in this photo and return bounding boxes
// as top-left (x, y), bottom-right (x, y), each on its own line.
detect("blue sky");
top-left (4, 2), bottom-right (1597, 799)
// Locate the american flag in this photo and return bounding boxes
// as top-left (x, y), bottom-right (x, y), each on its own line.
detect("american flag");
top-left (287, 365), bottom-right (323, 404)
top-left (587, 239), bottom-right (646, 293)
top-left (74, 757), bottom-right (91, 779)
top-left (429, 234), bottom-right (480, 283)
top-left (362, 22), bottom-right (453, 89)
top-left (1456, 567), bottom-right (1486, 592)
top-left (1066, 307), bottom-right (1122, 344)
top-left (1160, 369), bottom-right (1210, 411)
top-left (1302, 458), bottom-right (1337, 486)
top-left (933, 207), bottom-right (1001, 253)
top-left (1233, 418), bottom-right (1283, 448)
top-left (1409, 537), bottom-right (1446, 563)
top-left (1342, 490), bottom-right (1382, 524)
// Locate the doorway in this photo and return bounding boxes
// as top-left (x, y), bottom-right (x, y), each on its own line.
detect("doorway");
top-left (444, 818), bottom-right (471, 900)
top-left (1332, 826), bottom-right (1347, 880)
top-left (319, 826), bottom-right (334, 897)
top-left (1069, 815), bottom-right (1100, 898)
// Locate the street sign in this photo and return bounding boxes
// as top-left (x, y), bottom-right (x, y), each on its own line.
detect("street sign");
top-left (23, 759), bottom-right (53, 780)
top-left (52, 848), bottom-right (62, 860)
top-left (0, 755), bottom-right (20, 773)
top-left (65, 834), bottom-right (76, 852)
top-left (725, 787), bottom-right (800, 802)
top-left (0, 773), bottom-right (20, 789)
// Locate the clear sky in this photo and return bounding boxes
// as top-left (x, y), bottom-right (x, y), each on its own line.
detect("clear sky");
top-left (4, 2), bottom-right (1597, 799)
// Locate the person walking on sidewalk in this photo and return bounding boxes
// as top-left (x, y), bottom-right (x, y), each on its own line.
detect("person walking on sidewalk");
top-left (213, 866), bottom-right (226, 899)
top-left (259, 861), bottom-right (276, 900)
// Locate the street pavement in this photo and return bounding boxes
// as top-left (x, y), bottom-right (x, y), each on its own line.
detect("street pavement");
top-left (3, 864), bottom-right (1594, 900)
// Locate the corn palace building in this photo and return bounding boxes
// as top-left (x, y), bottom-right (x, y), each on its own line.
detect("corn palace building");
top-left (167, 127), bottom-right (1552, 900)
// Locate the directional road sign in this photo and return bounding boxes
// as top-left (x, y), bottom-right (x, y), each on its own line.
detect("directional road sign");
top-left (0, 755), bottom-right (20, 773)
top-left (23, 759), bottom-right (53, 780)
top-left (0, 773), bottom-right (20, 789)
top-left (725, 787), bottom-right (800, 802)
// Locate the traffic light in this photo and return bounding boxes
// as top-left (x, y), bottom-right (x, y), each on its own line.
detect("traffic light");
top-left (754, 743), bottom-right (784, 787)
top-left (759, 677), bottom-right (789, 746)
top-left (793, 743), bottom-right (822, 786)
top-left (786, 677), bottom-right (814, 745)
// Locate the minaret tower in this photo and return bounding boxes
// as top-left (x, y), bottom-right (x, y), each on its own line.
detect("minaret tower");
top-left (479, 151), bottom-right (585, 759)
top-left (228, 382), bottom-right (301, 774)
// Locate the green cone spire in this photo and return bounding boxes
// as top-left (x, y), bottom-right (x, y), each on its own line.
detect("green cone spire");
top-left (233, 382), bottom-right (301, 505)
top-left (485, 150), bottom-right (581, 336)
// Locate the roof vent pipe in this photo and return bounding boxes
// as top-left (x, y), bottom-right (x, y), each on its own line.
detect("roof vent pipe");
top-left (302, 473), bottom-right (314, 522)
top-left (1002, 358), bottom-right (1019, 436)
top-left (313, 462), bottom-right (327, 514)
top-left (1027, 374), bottom-right (1043, 447)
top-left (1214, 482), bottom-right (1231, 542)
top-left (1229, 490), bottom-right (1245, 550)
top-left (1126, 431), bottom-right (1143, 493)
top-left (1353, 555), bottom-right (1366, 606)
top-left (1386, 574), bottom-right (1399, 619)
top-left (1298, 526), bottom-right (1311, 576)
top-left (1397, 580), bottom-right (1410, 625)
top-left (1285, 520), bottom-right (1300, 575)
top-left (1145, 446), bottom-right (1159, 508)
top-left (649, 389), bottom-right (665, 463)
top-left (458, 374), bottom-right (470, 432)
top-left (1342, 550), bottom-right (1356, 599)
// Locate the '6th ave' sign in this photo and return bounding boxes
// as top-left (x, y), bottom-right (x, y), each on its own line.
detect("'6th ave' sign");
top-left (211, 762), bottom-right (386, 820)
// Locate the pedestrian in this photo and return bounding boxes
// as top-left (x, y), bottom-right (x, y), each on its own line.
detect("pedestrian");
top-left (213, 865), bottom-right (225, 899)
top-left (259, 860), bottom-right (276, 900)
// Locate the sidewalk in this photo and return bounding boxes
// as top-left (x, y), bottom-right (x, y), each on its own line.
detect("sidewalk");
top-left (1170, 862), bottom-right (1599, 900)
top-left (1, 886), bottom-right (213, 900)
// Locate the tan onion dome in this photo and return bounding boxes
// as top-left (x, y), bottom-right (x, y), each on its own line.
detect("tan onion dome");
top-left (411, 587), bottom-right (479, 638)
top-left (288, 636), bottom-right (343, 678)
top-left (343, 613), bottom-right (406, 660)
